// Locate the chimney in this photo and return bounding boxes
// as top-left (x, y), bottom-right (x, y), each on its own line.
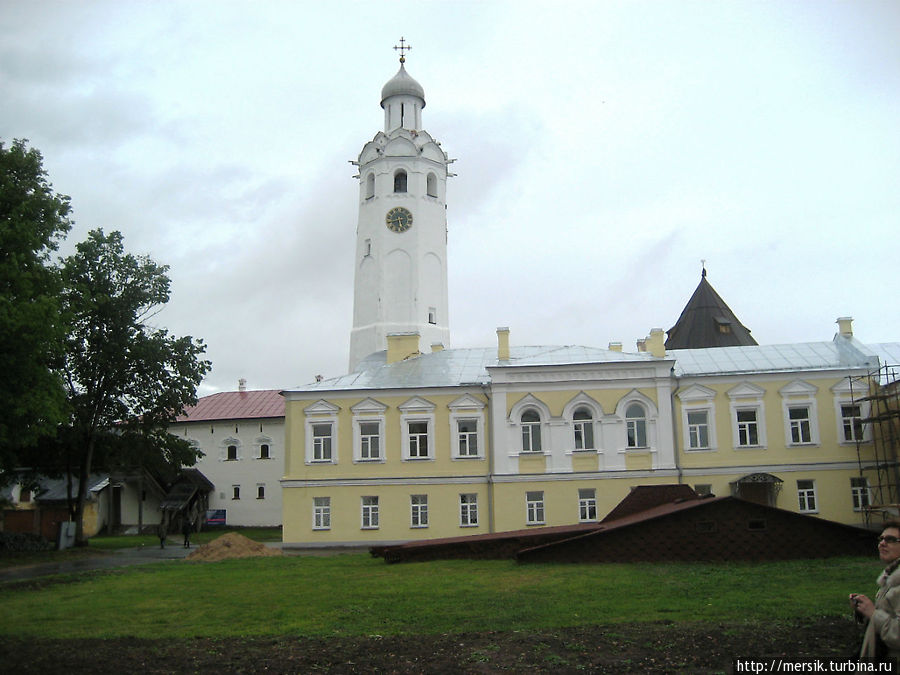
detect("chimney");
top-left (836, 316), bottom-right (853, 338)
top-left (386, 332), bottom-right (420, 364)
top-left (431, 342), bottom-right (444, 353)
top-left (238, 378), bottom-right (247, 392)
top-left (608, 342), bottom-right (622, 352)
top-left (646, 328), bottom-right (666, 358)
top-left (497, 327), bottom-right (510, 361)
top-left (636, 339), bottom-right (647, 352)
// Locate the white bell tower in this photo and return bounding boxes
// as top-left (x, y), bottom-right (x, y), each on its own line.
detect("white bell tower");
top-left (348, 40), bottom-right (453, 370)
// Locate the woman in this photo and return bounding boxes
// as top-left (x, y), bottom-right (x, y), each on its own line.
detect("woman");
top-left (851, 520), bottom-right (900, 659)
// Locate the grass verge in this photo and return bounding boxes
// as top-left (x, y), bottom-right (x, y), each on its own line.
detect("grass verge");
top-left (0, 554), bottom-right (874, 639)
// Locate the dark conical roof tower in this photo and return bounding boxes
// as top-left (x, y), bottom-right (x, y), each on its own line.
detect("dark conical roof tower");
top-left (665, 267), bottom-right (757, 350)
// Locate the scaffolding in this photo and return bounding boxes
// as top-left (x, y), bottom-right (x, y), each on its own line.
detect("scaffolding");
top-left (851, 363), bottom-right (900, 527)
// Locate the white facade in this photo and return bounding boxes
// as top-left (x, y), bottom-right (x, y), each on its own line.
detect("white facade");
top-left (171, 389), bottom-right (285, 527)
top-left (348, 59), bottom-right (453, 370)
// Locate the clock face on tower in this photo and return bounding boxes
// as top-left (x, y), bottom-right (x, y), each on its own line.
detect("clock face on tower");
top-left (385, 206), bottom-right (413, 233)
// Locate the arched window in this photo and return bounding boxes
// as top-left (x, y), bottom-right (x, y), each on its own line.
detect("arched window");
top-left (521, 410), bottom-right (542, 453)
top-left (426, 172), bottom-right (437, 197)
top-left (393, 170), bottom-right (407, 193)
top-left (365, 173), bottom-right (375, 199)
top-left (626, 403), bottom-right (647, 448)
top-left (573, 407), bottom-right (594, 450)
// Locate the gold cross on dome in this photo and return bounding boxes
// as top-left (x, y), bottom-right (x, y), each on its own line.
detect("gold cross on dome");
top-left (393, 37), bottom-right (412, 63)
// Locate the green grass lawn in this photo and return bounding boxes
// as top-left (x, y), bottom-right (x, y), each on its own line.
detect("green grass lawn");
top-left (0, 554), bottom-right (876, 639)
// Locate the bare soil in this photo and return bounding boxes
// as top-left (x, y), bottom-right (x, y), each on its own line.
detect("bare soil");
top-left (185, 532), bottom-right (281, 562)
top-left (0, 616), bottom-right (860, 673)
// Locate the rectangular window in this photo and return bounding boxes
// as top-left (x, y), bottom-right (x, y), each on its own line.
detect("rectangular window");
top-left (313, 423), bottom-right (333, 461)
top-left (232, 485), bottom-right (241, 500)
top-left (410, 494), bottom-right (428, 528)
top-left (573, 418), bottom-right (594, 450)
top-left (797, 480), bottom-right (817, 512)
top-left (457, 419), bottom-right (478, 457)
top-left (256, 484), bottom-right (265, 500)
top-left (578, 488), bottom-right (597, 522)
top-left (313, 497), bottom-right (331, 530)
top-left (408, 421), bottom-right (429, 458)
top-left (841, 405), bottom-right (864, 443)
top-left (526, 491), bottom-right (545, 525)
top-left (626, 416), bottom-right (648, 448)
top-left (360, 421), bottom-right (381, 460)
top-left (522, 421), bottom-right (542, 452)
top-left (361, 496), bottom-right (379, 529)
top-left (788, 406), bottom-right (812, 444)
top-left (687, 411), bottom-right (710, 449)
top-left (460, 493), bottom-right (478, 527)
top-left (259, 444), bottom-right (270, 459)
top-left (227, 444), bottom-right (238, 461)
top-left (736, 409), bottom-right (759, 447)
top-left (851, 477), bottom-right (871, 511)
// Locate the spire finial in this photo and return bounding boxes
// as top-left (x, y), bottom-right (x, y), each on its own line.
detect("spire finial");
top-left (393, 37), bottom-right (411, 64)
top-left (701, 259), bottom-right (707, 278)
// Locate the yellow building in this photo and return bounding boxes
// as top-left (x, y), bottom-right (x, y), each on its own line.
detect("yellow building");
top-left (280, 48), bottom-right (898, 547)
top-left (282, 320), bottom-right (897, 546)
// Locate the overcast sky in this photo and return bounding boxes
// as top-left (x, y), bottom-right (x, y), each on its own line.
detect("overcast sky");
top-left (3, 1), bottom-right (898, 395)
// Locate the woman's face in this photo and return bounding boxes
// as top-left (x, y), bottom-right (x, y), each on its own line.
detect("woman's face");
top-left (878, 527), bottom-right (900, 564)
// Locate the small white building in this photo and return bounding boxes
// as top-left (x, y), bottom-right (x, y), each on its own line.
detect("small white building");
top-left (171, 387), bottom-right (284, 527)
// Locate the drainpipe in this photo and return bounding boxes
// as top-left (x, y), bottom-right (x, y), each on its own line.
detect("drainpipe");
top-left (671, 370), bottom-right (682, 486)
top-left (482, 383), bottom-right (495, 534)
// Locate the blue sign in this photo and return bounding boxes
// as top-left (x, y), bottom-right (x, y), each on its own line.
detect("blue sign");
top-left (205, 509), bottom-right (226, 526)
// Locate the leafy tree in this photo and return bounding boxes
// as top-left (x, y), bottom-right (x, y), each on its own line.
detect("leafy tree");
top-left (0, 139), bottom-right (71, 475)
top-left (60, 229), bottom-right (211, 544)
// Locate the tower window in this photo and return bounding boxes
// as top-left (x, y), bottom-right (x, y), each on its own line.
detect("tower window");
top-left (365, 173), bottom-right (375, 199)
top-left (426, 172), bottom-right (437, 197)
top-left (428, 307), bottom-right (436, 324)
top-left (394, 170), bottom-right (407, 193)
top-left (365, 239), bottom-right (372, 257)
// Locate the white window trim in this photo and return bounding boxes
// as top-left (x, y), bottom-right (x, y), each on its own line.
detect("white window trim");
top-left (353, 416), bottom-right (385, 463)
top-left (563, 393), bottom-right (603, 454)
top-left (312, 496), bottom-right (331, 530)
top-left (400, 397), bottom-right (436, 461)
top-left (221, 437), bottom-right (242, 462)
top-left (525, 491), bottom-right (546, 525)
top-left (459, 493), bottom-right (479, 527)
top-left (779, 381), bottom-right (820, 447)
top-left (448, 394), bottom-right (486, 460)
top-left (678, 384), bottom-right (718, 452)
top-left (508, 394), bottom-right (551, 457)
top-left (254, 435), bottom-right (275, 460)
top-left (615, 390), bottom-right (659, 454)
top-left (851, 477), bottom-right (871, 511)
top-left (797, 479), bottom-right (818, 514)
top-left (410, 494), bottom-right (429, 528)
top-left (361, 496), bottom-right (379, 530)
top-left (831, 380), bottom-right (871, 445)
top-left (727, 382), bottom-right (767, 449)
top-left (304, 400), bottom-right (340, 465)
top-left (578, 488), bottom-right (598, 523)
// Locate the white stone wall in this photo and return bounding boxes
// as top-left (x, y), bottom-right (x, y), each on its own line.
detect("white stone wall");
top-left (174, 418), bottom-right (284, 527)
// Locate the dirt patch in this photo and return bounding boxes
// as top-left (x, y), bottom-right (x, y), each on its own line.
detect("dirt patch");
top-left (0, 617), bottom-right (863, 673)
top-left (185, 532), bottom-right (282, 562)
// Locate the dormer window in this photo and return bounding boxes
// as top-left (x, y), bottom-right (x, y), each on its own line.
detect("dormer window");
top-left (715, 317), bottom-right (732, 335)
top-left (393, 170), bottom-right (407, 193)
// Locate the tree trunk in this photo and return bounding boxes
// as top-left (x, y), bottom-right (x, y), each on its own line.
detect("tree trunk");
top-left (73, 432), bottom-right (96, 546)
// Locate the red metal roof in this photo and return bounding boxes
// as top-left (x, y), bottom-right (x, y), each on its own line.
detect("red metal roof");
top-left (176, 390), bottom-right (284, 422)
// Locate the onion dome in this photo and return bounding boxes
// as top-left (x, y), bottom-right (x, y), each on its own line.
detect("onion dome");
top-left (381, 63), bottom-right (425, 108)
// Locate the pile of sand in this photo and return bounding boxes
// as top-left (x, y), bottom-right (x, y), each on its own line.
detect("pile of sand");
top-left (186, 532), bottom-right (282, 562)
